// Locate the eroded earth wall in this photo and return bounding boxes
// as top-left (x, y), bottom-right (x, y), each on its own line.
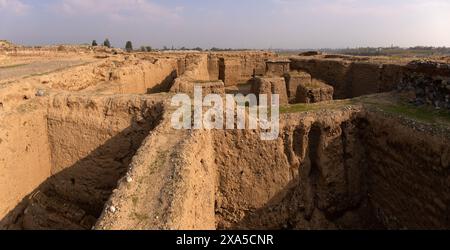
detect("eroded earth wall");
top-left (364, 112), bottom-right (450, 229)
top-left (212, 107), bottom-right (449, 229)
top-left (0, 100), bottom-right (51, 224)
top-left (290, 57), bottom-right (404, 98)
top-left (0, 94), bottom-right (165, 229)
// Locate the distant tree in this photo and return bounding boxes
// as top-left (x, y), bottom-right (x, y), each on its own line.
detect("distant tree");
top-left (163, 46), bottom-right (168, 50)
top-left (180, 46), bottom-right (187, 51)
top-left (92, 40), bottom-right (98, 46)
top-left (193, 47), bottom-right (203, 51)
top-left (103, 39), bottom-right (111, 48)
top-left (125, 41), bottom-right (133, 52)
top-left (145, 46), bottom-right (152, 52)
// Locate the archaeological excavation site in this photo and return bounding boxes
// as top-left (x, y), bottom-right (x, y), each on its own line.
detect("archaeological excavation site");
top-left (0, 42), bottom-right (449, 230)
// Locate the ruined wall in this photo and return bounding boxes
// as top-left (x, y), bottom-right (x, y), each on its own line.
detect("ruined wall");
top-left (290, 58), bottom-right (350, 98)
top-left (95, 115), bottom-right (216, 230)
top-left (0, 100), bottom-right (52, 225)
top-left (219, 58), bottom-right (242, 86)
top-left (295, 79), bottom-right (334, 104)
top-left (266, 61), bottom-right (290, 77)
top-left (170, 78), bottom-right (225, 95)
top-left (168, 52), bottom-right (274, 90)
top-left (46, 94), bottom-right (164, 214)
top-left (39, 60), bottom-right (112, 91)
top-left (250, 77), bottom-right (289, 105)
top-left (213, 107), bottom-right (449, 230)
top-left (291, 57), bottom-right (450, 109)
top-left (0, 94), bottom-right (165, 229)
top-left (213, 108), bottom-right (375, 229)
top-left (290, 58), bottom-right (404, 99)
top-left (109, 58), bottom-right (179, 94)
top-left (180, 54), bottom-right (212, 82)
top-left (213, 129), bottom-right (294, 229)
top-left (213, 52), bottom-right (274, 86)
top-left (285, 71), bottom-right (312, 103)
top-left (207, 54), bottom-right (220, 80)
top-left (164, 130), bottom-right (217, 230)
top-left (364, 112), bottom-right (450, 229)
top-left (35, 57), bottom-right (179, 94)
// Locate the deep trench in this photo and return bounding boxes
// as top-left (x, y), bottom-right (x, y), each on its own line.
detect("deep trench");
top-left (212, 118), bottom-right (407, 230)
top-left (0, 103), bottom-right (164, 230)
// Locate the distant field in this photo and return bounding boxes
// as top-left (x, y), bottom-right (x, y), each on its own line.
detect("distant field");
top-left (275, 48), bottom-right (450, 57)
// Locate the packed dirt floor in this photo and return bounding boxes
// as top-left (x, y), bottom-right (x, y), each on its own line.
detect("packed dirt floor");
top-left (0, 43), bottom-right (449, 230)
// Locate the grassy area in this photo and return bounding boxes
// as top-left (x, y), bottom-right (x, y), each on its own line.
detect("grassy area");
top-left (352, 94), bottom-right (450, 127)
top-left (280, 95), bottom-right (450, 128)
top-left (371, 102), bottom-right (450, 125)
top-left (280, 100), bottom-right (354, 113)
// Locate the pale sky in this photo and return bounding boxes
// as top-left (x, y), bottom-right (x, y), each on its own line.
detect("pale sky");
top-left (1, 0), bottom-right (449, 49)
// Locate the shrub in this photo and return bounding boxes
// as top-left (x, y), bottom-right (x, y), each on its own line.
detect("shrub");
top-left (125, 41), bottom-right (133, 52)
top-left (103, 39), bottom-right (111, 48)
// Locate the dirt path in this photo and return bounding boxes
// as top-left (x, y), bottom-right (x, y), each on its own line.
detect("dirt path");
top-left (0, 59), bottom-right (94, 81)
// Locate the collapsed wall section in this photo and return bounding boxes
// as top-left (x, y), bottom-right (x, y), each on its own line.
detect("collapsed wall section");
top-left (398, 60), bottom-right (450, 109)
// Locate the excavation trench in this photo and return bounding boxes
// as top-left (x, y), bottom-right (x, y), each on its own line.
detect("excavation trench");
top-left (121, 108), bottom-right (447, 230)
top-left (92, 106), bottom-right (449, 230)
top-left (212, 111), bottom-right (448, 229)
top-left (0, 95), bottom-right (164, 229)
top-left (212, 115), bottom-right (375, 229)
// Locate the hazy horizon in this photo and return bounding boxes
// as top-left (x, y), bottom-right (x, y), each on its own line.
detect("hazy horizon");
top-left (1, 0), bottom-right (449, 49)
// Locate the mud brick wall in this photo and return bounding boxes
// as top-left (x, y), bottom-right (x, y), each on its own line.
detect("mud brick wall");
top-left (250, 77), bottom-right (289, 105)
top-left (266, 61), bottom-right (290, 77)
top-left (290, 58), bottom-right (404, 99)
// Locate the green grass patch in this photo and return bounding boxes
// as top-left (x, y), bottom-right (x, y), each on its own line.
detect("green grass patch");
top-left (375, 103), bottom-right (450, 125)
top-left (280, 103), bottom-right (316, 113)
top-left (280, 100), bottom-right (354, 114)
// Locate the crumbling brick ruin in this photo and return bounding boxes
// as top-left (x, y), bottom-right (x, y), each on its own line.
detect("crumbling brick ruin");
top-left (0, 44), bottom-right (448, 230)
